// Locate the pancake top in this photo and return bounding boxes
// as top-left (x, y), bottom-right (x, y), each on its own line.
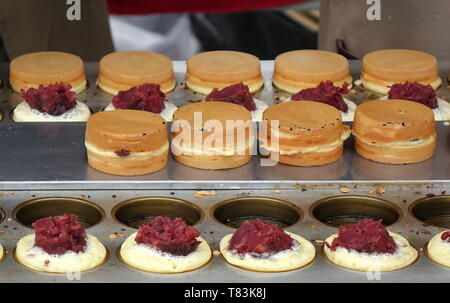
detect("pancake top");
top-left (99, 51), bottom-right (173, 82)
top-left (263, 101), bottom-right (343, 132)
top-left (172, 102), bottom-right (253, 142)
top-left (362, 49), bottom-right (439, 82)
top-left (356, 99), bottom-right (434, 125)
top-left (86, 110), bottom-right (167, 141)
top-left (353, 99), bottom-right (436, 143)
top-left (274, 50), bottom-right (349, 82)
top-left (186, 51), bottom-right (261, 82)
top-left (173, 101), bottom-right (252, 125)
top-left (10, 51), bottom-right (84, 82)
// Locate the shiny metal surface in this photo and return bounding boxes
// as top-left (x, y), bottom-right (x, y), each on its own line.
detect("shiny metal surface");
top-left (0, 61), bottom-right (449, 282)
top-left (12, 197), bottom-right (105, 229)
top-left (0, 188), bottom-right (449, 282)
top-left (111, 196), bottom-right (204, 228)
top-left (309, 195), bottom-right (402, 227)
top-left (211, 196), bottom-right (302, 228)
top-left (409, 195), bottom-right (450, 229)
top-left (0, 61), bottom-right (449, 190)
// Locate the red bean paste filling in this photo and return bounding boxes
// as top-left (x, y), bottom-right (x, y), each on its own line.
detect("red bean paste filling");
top-left (388, 82), bottom-right (438, 109)
top-left (205, 83), bottom-right (256, 112)
top-left (135, 216), bottom-right (200, 256)
top-left (21, 83), bottom-right (77, 116)
top-left (33, 214), bottom-right (87, 255)
top-left (291, 81), bottom-right (349, 113)
top-left (115, 149), bottom-right (130, 157)
top-left (228, 219), bottom-right (294, 255)
top-left (112, 83), bottom-right (166, 114)
top-left (441, 231), bottom-right (450, 242)
top-left (326, 218), bottom-right (397, 254)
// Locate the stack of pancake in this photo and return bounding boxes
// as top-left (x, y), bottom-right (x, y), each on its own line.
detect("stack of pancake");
top-left (171, 101), bottom-right (254, 170)
top-left (361, 49), bottom-right (441, 94)
top-left (260, 101), bottom-right (351, 167)
top-left (273, 50), bottom-right (352, 94)
top-left (97, 50), bottom-right (176, 95)
top-left (85, 110), bottom-right (169, 176)
top-left (185, 50), bottom-right (264, 94)
top-left (352, 99), bottom-right (436, 164)
top-left (10, 51), bottom-right (87, 93)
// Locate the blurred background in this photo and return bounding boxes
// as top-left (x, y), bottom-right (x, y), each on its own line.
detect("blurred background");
top-left (0, 0), bottom-right (319, 61)
top-left (108, 1), bottom-right (319, 60)
top-left (1, 0), bottom-right (449, 61)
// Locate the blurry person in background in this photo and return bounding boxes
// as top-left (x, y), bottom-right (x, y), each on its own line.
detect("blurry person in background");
top-left (107, 0), bottom-right (313, 60)
top-left (0, 0), bottom-right (314, 62)
top-left (319, 0), bottom-right (450, 59)
top-left (108, 14), bottom-right (200, 60)
top-left (0, 0), bottom-right (113, 61)
top-left (189, 9), bottom-right (317, 60)
top-left (3, 0), bottom-right (448, 63)
top-left (112, 0), bottom-right (450, 60)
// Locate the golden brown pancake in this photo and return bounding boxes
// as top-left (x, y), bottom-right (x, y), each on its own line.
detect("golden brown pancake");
top-left (10, 51), bottom-right (86, 93)
top-left (85, 110), bottom-right (168, 176)
top-left (352, 99), bottom-right (436, 164)
top-left (171, 101), bottom-right (254, 169)
top-left (185, 51), bottom-right (264, 94)
top-left (273, 50), bottom-right (352, 94)
top-left (261, 101), bottom-right (350, 166)
top-left (98, 51), bottom-right (176, 94)
top-left (361, 49), bottom-right (441, 94)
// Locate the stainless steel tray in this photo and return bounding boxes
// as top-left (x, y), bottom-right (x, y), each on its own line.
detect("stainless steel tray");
top-left (0, 60), bottom-right (449, 283)
top-left (0, 61), bottom-right (449, 190)
top-left (0, 187), bottom-right (449, 283)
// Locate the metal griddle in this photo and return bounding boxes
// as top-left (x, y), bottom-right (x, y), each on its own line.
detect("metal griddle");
top-left (0, 60), bottom-right (449, 283)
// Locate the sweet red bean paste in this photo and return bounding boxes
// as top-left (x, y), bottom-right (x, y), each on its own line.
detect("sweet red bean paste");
top-left (33, 214), bottom-right (87, 255)
top-left (291, 81), bottom-right (349, 112)
top-left (112, 83), bottom-right (166, 113)
top-left (228, 219), bottom-right (294, 255)
top-left (326, 218), bottom-right (397, 254)
top-left (135, 216), bottom-right (200, 256)
top-left (205, 83), bottom-right (256, 111)
top-left (115, 149), bottom-right (130, 157)
top-left (388, 82), bottom-right (438, 109)
top-left (21, 83), bottom-right (77, 116)
top-left (441, 231), bottom-right (450, 242)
